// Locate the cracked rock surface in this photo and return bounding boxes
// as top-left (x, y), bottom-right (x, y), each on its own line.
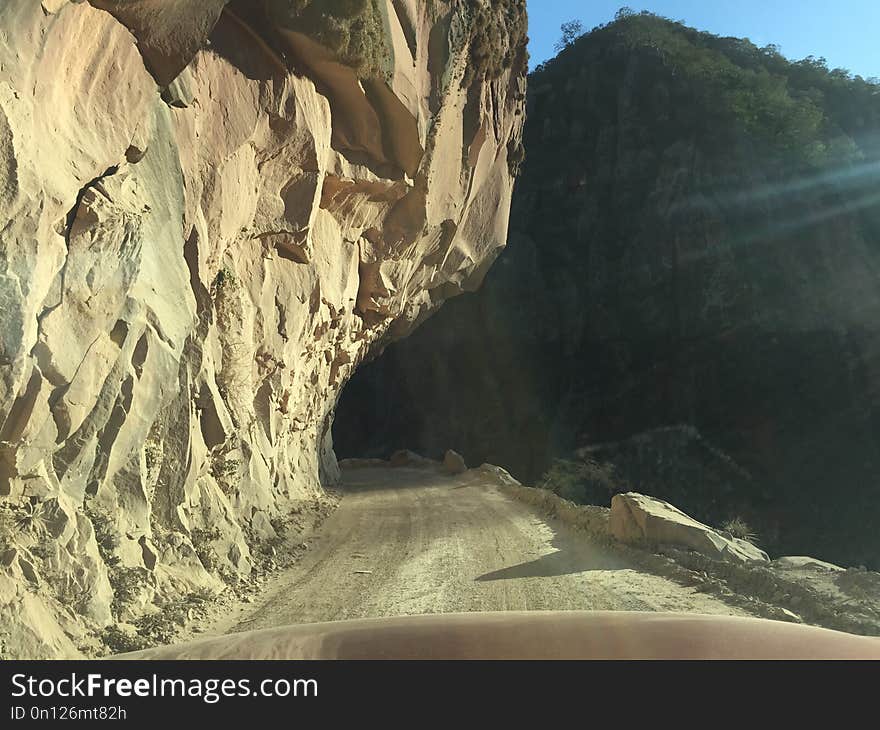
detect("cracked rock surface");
top-left (0, 0), bottom-right (526, 658)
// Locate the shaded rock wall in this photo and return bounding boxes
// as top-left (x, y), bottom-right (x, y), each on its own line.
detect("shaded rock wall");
top-left (0, 0), bottom-right (526, 657)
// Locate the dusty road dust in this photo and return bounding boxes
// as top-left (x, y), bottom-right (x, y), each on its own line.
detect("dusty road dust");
top-left (210, 467), bottom-right (752, 635)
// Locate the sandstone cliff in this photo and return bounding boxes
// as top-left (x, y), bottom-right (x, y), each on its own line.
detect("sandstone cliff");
top-left (0, 0), bottom-right (527, 658)
top-left (335, 14), bottom-right (880, 569)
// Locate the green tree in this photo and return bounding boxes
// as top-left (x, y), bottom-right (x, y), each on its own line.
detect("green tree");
top-left (555, 20), bottom-right (584, 53)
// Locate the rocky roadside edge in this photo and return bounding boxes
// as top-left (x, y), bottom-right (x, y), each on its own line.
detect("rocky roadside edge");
top-left (98, 494), bottom-right (340, 657)
top-left (470, 464), bottom-right (880, 638)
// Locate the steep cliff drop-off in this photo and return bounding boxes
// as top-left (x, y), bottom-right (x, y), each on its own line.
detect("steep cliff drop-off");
top-left (0, 0), bottom-right (527, 658)
top-left (336, 14), bottom-right (880, 569)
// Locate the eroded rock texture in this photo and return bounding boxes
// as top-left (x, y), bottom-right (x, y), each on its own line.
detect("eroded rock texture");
top-left (0, 0), bottom-right (526, 658)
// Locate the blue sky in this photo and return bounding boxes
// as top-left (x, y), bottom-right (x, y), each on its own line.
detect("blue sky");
top-left (527, 1), bottom-right (880, 79)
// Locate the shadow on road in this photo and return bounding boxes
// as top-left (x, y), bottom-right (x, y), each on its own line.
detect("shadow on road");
top-left (340, 467), bottom-right (444, 492)
top-left (475, 533), bottom-right (632, 581)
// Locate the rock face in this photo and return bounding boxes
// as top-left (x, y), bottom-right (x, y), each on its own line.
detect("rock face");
top-left (389, 449), bottom-right (435, 468)
top-left (0, 0), bottom-right (526, 658)
top-left (335, 14), bottom-right (880, 568)
top-left (773, 556), bottom-right (845, 573)
top-left (610, 493), bottom-right (770, 565)
top-left (442, 449), bottom-right (467, 475)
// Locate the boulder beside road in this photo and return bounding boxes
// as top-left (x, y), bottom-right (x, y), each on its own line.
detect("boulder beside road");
top-left (443, 450), bottom-right (468, 475)
top-left (610, 493), bottom-right (770, 564)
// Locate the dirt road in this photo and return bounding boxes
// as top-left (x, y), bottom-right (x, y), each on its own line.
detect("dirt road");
top-left (209, 467), bottom-right (751, 635)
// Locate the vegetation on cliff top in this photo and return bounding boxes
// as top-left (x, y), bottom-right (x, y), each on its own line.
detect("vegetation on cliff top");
top-left (266, 0), bottom-right (392, 78)
top-left (265, 0), bottom-right (528, 83)
top-left (463, 0), bottom-right (529, 86)
top-left (536, 9), bottom-right (880, 171)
